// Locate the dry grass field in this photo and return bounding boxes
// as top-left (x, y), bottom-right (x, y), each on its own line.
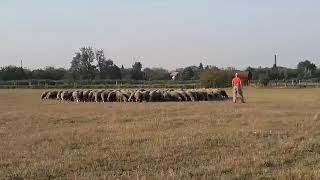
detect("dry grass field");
top-left (0, 88), bottom-right (320, 179)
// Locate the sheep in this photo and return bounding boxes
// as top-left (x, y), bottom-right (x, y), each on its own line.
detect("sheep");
top-left (41, 88), bottom-right (229, 103)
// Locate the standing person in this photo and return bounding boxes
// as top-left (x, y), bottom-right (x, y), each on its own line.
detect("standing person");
top-left (232, 73), bottom-right (245, 103)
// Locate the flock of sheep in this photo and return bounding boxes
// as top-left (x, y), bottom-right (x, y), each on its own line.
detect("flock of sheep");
top-left (41, 88), bottom-right (229, 103)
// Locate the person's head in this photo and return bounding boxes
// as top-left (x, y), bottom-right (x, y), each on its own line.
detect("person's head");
top-left (235, 73), bottom-right (238, 77)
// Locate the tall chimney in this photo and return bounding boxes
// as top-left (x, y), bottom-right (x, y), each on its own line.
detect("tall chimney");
top-left (274, 54), bottom-right (277, 67)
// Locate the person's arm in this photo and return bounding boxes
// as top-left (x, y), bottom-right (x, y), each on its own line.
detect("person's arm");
top-left (232, 79), bottom-right (234, 87)
top-left (239, 78), bottom-right (242, 86)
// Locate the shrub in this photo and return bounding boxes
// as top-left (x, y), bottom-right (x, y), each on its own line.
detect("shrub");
top-left (200, 69), bottom-right (232, 88)
top-left (259, 74), bottom-right (270, 86)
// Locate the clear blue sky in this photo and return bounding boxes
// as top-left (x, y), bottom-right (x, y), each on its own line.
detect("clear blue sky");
top-left (1, 0), bottom-right (319, 70)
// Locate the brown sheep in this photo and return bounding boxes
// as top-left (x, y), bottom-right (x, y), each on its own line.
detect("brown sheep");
top-left (149, 90), bottom-right (163, 102)
top-left (61, 91), bottom-right (73, 101)
top-left (205, 89), bottom-right (216, 101)
top-left (193, 90), bottom-right (206, 101)
top-left (217, 89), bottom-right (228, 98)
top-left (107, 90), bottom-right (117, 102)
top-left (82, 90), bottom-right (91, 102)
top-left (141, 91), bottom-right (150, 102)
top-left (45, 91), bottom-right (58, 100)
top-left (41, 90), bottom-right (49, 99)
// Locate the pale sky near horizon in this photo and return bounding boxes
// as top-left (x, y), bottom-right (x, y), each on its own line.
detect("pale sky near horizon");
top-left (1, 0), bottom-right (320, 70)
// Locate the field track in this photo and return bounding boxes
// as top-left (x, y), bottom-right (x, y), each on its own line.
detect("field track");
top-left (0, 88), bottom-right (320, 179)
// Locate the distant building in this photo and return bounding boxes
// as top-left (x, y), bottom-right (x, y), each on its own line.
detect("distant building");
top-left (170, 71), bottom-right (179, 80)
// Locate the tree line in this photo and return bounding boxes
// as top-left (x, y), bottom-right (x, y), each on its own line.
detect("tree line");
top-left (247, 60), bottom-right (320, 86)
top-left (0, 47), bottom-right (319, 87)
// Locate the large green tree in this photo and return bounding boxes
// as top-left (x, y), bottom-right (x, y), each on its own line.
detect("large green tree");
top-left (95, 49), bottom-right (121, 79)
top-left (32, 67), bottom-right (67, 80)
top-left (297, 60), bottom-right (317, 79)
top-left (143, 68), bottom-right (171, 81)
top-left (69, 47), bottom-right (96, 80)
top-left (200, 68), bottom-right (232, 88)
top-left (0, 66), bottom-right (31, 81)
top-left (131, 62), bottom-right (144, 80)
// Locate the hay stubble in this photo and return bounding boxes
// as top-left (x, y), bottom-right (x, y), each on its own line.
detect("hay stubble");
top-left (0, 88), bottom-right (320, 179)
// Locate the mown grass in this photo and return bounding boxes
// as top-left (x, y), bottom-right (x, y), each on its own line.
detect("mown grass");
top-left (0, 88), bottom-right (320, 179)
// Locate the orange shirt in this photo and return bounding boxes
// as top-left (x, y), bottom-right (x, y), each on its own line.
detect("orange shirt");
top-left (232, 77), bottom-right (242, 87)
